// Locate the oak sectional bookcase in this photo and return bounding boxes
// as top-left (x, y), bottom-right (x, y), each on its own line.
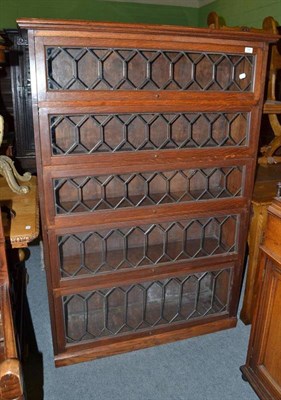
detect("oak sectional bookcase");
top-left (17, 18), bottom-right (275, 366)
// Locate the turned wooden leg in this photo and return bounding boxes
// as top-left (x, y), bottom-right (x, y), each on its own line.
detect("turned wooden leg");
top-left (0, 359), bottom-right (24, 400)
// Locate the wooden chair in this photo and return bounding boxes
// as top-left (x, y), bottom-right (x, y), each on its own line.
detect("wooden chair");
top-left (0, 210), bottom-right (24, 400)
top-left (259, 24), bottom-right (281, 165)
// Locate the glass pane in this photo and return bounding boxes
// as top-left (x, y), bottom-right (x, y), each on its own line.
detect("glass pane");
top-left (46, 47), bottom-right (254, 92)
top-left (54, 166), bottom-right (244, 214)
top-left (63, 268), bottom-right (231, 343)
top-left (50, 112), bottom-right (249, 155)
top-left (58, 215), bottom-right (238, 277)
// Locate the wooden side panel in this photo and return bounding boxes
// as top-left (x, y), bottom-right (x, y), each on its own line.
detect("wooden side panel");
top-left (261, 267), bottom-right (281, 389)
top-left (245, 258), bottom-right (281, 399)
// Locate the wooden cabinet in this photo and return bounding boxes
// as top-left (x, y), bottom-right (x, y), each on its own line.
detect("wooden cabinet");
top-left (241, 197), bottom-right (281, 399)
top-left (17, 17), bottom-right (275, 367)
top-left (8, 30), bottom-right (35, 172)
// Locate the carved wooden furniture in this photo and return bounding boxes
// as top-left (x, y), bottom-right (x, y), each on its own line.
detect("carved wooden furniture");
top-left (0, 175), bottom-right (39, 371)
top-left (241, 194), bottom-right (281, 399)
top-left (0, 176), bottom-right (39, 249)
top-left (0, 152), bottom-right (31, 194)
top-left (259, 23), bottom-right (281, 166)
top-left (18, 17), bottom-right (275, 366)
top-left (207, 11), bottom-right (277, 34)
top-left (240, 164), bottom-right (281, 324)
top-left (0, 211), bottom-right (24, 400)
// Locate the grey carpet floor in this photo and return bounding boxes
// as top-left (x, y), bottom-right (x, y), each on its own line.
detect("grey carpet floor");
top-left (24, 244), bottom-right (258, 400)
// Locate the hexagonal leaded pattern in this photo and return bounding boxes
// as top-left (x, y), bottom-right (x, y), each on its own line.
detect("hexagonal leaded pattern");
top-left (50, 112), bottom-right (249, 155)
top-left (46, 47), bottom-right (254, 92)
top-left (58, 215), bottom-right (238, 277)
top-left (54, 166), bottom-right (243, 214)
top-left (63, 268), bottom-right (231, 343)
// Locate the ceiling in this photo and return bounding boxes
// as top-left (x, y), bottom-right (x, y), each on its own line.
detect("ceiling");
top-left (102, 0), bottom-right (216, 8)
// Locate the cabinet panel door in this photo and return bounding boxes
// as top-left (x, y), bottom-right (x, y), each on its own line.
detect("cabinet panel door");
top-left (62, 266), bottom-right (232, 346)
top-left (251, 258), bottom-right (281, 398)
top-left (46, 45), bottom-right (254, 92)
top-left (49, 111), bottom-right (250, 156)
top-left (52, 166), bottom-right (244, 215)
top-left (53, 213), bottom-right (239, 280)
